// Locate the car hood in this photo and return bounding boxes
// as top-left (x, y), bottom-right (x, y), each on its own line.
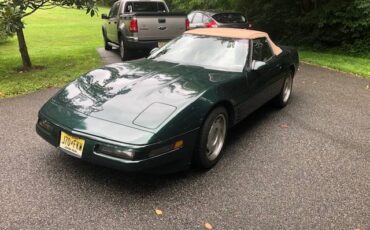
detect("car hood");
top-left (51, 59), bottom-right (234, 131)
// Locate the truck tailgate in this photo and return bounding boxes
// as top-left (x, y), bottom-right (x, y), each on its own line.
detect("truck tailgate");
top-left (135, 13), bottom-right (186, 41)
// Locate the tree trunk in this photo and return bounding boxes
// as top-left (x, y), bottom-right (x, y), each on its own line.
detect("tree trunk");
top-left (16, 27), bottom-right (32, 70)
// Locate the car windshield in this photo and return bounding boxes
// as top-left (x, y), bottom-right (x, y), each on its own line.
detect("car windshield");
top-left (213, 13), bottom-right (246, 23)
top-left (124, 2), bottom-right (167, 13)
top-left (148, 35), bottom-right (249, 72)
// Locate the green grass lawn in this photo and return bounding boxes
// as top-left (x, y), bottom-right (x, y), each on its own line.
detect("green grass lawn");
top-left (0, 7), bottom-right (109, 98)
top-left (299, 49), bottom-right (370, 78)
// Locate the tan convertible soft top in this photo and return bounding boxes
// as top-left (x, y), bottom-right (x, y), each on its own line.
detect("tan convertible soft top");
top-left (185, 28), bottom-right (282, 55)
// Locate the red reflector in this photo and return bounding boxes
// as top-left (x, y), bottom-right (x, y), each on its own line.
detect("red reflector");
top-left (129, 18), bottom-right (138, 32)
top-left (185, 18), bottom-right (190, 30)
top-left (206, 20), bottom-right (217, 28)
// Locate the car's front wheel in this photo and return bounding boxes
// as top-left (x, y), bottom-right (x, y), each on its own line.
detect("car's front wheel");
top-left (194, 107), bottom-right (228, 169)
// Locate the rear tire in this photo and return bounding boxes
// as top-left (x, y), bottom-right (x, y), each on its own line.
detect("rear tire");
top-left (274, 71), bottom-right (293, 108)
top-left (119, 38), bottom-right (133, 61)
top-left (102, 29), bottom-right (112, 51)
top-left (193, 107), bottom-right (228, 169)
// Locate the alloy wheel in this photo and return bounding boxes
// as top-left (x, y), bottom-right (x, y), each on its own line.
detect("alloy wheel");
top-left (206, 114), bottom-right (227, 161)
top-left (283, 75), bottom-right (293, 103)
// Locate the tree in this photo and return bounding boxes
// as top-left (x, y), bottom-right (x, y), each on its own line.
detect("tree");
top-left (0, 0), bottom-right (98, 70)
top-left (168, 0), bottom-right (370, 52)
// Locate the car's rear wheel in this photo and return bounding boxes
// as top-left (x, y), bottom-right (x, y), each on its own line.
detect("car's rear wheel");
top-left (274, 72), bottom-right (293, 108)
top-left (194, 107), bottom-right (228, 169)
top-left (102, 29), bottom-right (112, 51)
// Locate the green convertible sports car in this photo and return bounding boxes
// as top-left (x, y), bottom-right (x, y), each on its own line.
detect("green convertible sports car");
top-left (36, 28), bottom-right (299, 173)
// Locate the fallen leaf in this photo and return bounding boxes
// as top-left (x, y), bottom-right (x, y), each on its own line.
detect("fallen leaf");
top-left (0, 92), bottom-right (4, 97)
top-left (280, 123), bottom-right (289, 128)
top-left (204, 222), bottom-right (213, 230)
top-left (366, 84), bottom-right (370, 90)
top-left (154, 209), bottom-right (163, 216)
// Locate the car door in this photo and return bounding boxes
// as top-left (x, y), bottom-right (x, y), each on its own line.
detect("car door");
top-left (107, 2), bottom-right (120, 44)
top-left (241, 38), bottom-right (285, 116)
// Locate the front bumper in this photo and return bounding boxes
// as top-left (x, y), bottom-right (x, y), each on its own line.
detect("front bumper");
top-left (36, 117), bottom-right (199, 174)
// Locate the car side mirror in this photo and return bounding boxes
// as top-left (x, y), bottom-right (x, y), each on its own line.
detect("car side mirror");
top-left (251, 60), bottom-right (266, 71)
top-left (101, 14), bottom-right (109, 19)
top-left (150, 47), bottom-right (160, 55)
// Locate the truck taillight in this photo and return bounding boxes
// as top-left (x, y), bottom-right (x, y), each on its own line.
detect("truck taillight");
top-left (206, 20), bottom-right (217, 28)
top-left (185, 18), bottom-right (190, 30)
top-left (129, 18), bottom-right (138, 32)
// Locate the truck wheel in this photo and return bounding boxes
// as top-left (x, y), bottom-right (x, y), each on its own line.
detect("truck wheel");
top-left (102, 29), bottom-right (112, 51)
top-left (193, 107), bottom-right (228, 169)
top-left (119, 39), bottom-right (132, 61)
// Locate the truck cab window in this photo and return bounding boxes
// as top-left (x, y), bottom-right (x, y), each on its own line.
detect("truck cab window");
top-left (109, 2), bottom-right (120, 18)
top-left (124, 2), bottom-right (168, 13)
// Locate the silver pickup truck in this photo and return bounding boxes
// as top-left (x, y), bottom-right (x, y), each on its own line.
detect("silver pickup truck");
top-left (101, 0), bottom-right (189, 60)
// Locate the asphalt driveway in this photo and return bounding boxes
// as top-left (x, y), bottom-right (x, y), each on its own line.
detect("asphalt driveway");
top-left (0, 56), bottom-right (369, 229)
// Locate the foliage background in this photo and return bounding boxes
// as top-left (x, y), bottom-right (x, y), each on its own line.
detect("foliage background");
top-left (164, 0), bottom-right (370, 53)
top-left (0, 21), bottom-right (10, 42)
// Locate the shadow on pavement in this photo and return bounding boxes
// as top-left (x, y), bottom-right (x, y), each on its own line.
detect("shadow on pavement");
top-left (43, 102), bottom-right (281, 194)
top-left (97, 47), bottom-right (149, 65)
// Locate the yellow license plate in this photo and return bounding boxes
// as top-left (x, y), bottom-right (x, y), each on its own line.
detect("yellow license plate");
top-left (59, 131), bottom-right (85, 158)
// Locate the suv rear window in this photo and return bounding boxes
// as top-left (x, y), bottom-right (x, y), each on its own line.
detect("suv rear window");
top-left (124, 2), bottom-right (167, 13)
top-left (212, 13), bottom-right (246, 23)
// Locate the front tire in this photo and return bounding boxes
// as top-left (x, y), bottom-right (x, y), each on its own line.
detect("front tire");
top-left (193, 107), bottom-right (228, 169)
top-left (274, 72), bottom-right (293, 108)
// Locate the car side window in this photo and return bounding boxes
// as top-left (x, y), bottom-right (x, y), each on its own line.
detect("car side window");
top-left (252, 38), bottom-right (274, 62)
top-left (202, 15), bottom-right (210, 23)
top-left (188, 12), bottom-right (195, 22)
top-left (109, 2), bottom-right (120, 18)
top-left (192, 13), bottom-right (203, 23)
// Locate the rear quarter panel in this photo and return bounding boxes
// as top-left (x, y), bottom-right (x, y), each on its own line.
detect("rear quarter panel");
top-left (279, 46), bottom-right (300, 75)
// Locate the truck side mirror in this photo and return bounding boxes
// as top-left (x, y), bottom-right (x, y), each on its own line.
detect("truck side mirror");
top-left (101, 14), bottom-right (109, 19)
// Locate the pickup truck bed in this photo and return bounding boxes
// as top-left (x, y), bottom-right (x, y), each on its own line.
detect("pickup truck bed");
top-left (123, 12), bottom-right (187, 41)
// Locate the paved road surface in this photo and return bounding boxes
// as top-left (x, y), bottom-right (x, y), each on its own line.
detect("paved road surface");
top-left (0, 52), bottom-right (369, 229)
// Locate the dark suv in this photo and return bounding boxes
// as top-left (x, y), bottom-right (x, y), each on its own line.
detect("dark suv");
top-left (188, 10), bottom-right (252, 29)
